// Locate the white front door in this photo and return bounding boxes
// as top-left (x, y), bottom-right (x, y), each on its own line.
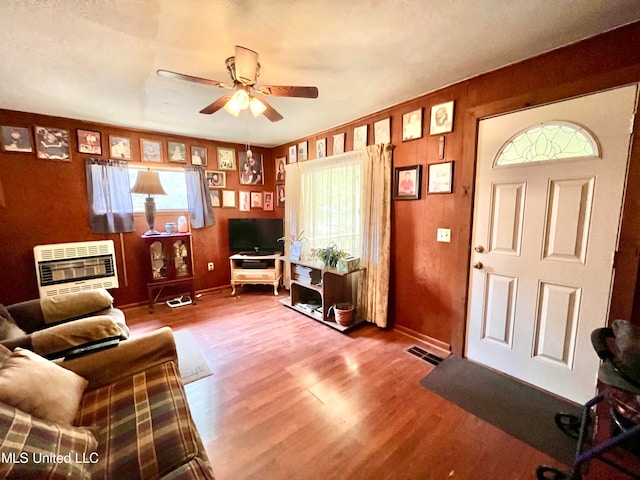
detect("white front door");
top-left (466, 85), bottom-right (637, 404)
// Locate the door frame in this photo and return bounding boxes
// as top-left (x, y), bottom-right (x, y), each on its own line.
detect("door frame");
top-left (452, 83), bottom-right (640, 356)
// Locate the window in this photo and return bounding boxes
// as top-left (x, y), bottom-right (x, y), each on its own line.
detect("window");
top-left (495, 121), bottom-right (600, 166)
top-left (128, 166), bottom-right (188, 212)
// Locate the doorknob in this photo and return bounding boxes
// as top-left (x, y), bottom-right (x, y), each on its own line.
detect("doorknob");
top-left (472, 261), bottom-right (484, 269)
top-left (474, 245), bottom-right (485, 253)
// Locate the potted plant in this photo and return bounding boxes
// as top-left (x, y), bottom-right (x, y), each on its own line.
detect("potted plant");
top-left (327, 302), bottom-right (354, 326)
top-left (278, 231), bottom-right (307, 261)
top-left (312, 243), bottom-right (349, 268)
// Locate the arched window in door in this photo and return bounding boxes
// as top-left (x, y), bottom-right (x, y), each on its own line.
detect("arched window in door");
top-left (494, 121), bottom-right (600, 166)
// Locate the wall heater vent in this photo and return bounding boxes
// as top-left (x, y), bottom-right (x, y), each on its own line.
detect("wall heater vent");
top-left (34, 240), bottom-right (119, 297)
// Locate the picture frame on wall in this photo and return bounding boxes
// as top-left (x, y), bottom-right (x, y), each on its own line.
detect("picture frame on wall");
top-left (238, 151), bottom-right (264, 185)
top-left (209, 190), bottom-right (221, 208)
top-left (217, 146), bottom-right (236, 170)
top-left (191, 145), bottom-right (207, 166)
top-left (333, 133), bottom-right (345, 155)
top-left (402, 108), bottom-right (422, 141)
top-left (109, 135), bottom-right (131, 160)
top-left (298, 141), bottom-right (308, 161)
top-left (263, 192), bottom-right (274, 211)
top-left (77, 129), bottom-right (101, 154)
top-left (35, 126), bottom-right (70, 161)
top-left (428, 161), bottom-right (454, 194)
top-left (316, 138), bottom-right (326, 158)
top-left (288, 145), bottom-right (297, 163)
top-left (276, 184), bottom-right (285, 207)
top-left (206, 170), bottom-right (226, 188)
top-left (393, 164), bottom-right (422, 200)
top-left (1, 126), bottom-right (33, 153)
top-left (222, 189), bottom-right (236, 208)
top-left (430, 100), bottom-right (455, 135)
top-left (374, 118), bottom-right (391, 144)
top-left (275, 156), bottom-right (286, 182)
top-left (168, 141), bottom-right (186, 163)
top-left (239, 190), bottom-right (250, 212)
top-left (353, 125), bottom-right (367, 150)
top-left (140, 138), bottom-right (162, 162)
top-left (250, 191), bottom-right (263, 209)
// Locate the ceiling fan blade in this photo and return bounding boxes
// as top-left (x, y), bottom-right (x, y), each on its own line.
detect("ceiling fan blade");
top-left (157, 69), bottom-right (231, 89)
top-left (199, 94), bottom-right (233, 115)
top-left (257, 85), bottom-right (319, 99)
top-left (234, 46), bottom-right (259, 85)
top-left (258, 97), bottom-right (284, 122)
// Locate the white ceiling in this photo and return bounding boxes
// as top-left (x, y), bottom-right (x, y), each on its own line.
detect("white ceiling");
top-left (1, 1), bottom-right (639, 148)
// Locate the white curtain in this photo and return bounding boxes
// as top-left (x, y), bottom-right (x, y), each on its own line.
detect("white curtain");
top-left (284, 144), bottom-right (392, 327)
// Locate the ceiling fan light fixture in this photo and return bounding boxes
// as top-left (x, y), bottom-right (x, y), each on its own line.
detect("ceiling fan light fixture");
top-left (234, 45), bottom-right (259, 84)
top-left (249, 97), bottom-right (267, 117)
top-left (224, 88), bottom-right (250, 116)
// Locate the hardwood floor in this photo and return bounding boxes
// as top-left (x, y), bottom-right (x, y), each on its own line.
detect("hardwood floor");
top-left (125, 288), bottom-right (569, 480)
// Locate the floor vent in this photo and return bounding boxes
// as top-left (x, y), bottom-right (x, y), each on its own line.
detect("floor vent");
top-left (407, 345), bottom-right (444, 366)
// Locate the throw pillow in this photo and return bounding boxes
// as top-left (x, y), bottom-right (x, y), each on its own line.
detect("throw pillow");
top-left (0, 402), bottom-right (97, 480)
top-left (0, 348), bottom-right (88, 425)
top-left (0, 304), bottom-right (26, 341)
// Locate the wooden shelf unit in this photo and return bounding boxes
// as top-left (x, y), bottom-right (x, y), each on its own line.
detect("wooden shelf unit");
top-left (229, 253), bottom-right (283, 296)
top-left (281, 259), bottom-right (365, 333)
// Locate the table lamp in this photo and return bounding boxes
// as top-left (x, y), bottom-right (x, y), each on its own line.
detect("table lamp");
top-left (131, 170), bottom-right (167, 235)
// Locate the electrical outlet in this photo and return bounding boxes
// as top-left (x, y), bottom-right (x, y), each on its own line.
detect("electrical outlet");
top-left (437, 228), bottom-right (451, 243)
top-left (207, 262), bottom-right (214, 271)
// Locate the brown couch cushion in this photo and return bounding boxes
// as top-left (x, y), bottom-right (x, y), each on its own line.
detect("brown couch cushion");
top-left (0, 348), bottom-right (88, 425)
top-left (0, 402), bottom-right (97, 479)
top-left (0, 304), bottom-right (26, 341)
top-left (40, 289), bottom-right (114, 325)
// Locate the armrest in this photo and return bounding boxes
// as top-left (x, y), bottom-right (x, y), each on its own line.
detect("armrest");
top-left (56, 327), bottom-right (178, 390)
top-left (6, 299), bottom-right (46, 333)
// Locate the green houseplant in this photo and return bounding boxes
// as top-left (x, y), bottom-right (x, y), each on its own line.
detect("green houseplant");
top-left (312, 243), bottom-right (349, 268)
top-left (278, 231), bottom-right (308, 261)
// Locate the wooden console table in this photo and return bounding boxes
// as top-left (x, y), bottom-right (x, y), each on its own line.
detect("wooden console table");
top-left (229, 253), bottom-right (283, 295)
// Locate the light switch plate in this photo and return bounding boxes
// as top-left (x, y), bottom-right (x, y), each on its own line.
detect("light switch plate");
top-left (437, 228), bottom-right (451, 243)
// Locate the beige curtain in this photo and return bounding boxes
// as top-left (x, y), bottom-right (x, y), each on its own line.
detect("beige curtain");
top-left (283, 144), bottom-right (392, 328)
top-left (358, 144), bottom-right (393, 327)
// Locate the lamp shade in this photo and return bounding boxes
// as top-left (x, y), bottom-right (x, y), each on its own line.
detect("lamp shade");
top-left (131, 170), bottom-right (166, 195)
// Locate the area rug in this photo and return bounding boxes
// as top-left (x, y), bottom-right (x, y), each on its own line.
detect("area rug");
top-left (419, 355), bottom-right (582, 465)
top-left (173, 329), bottom-right (213, 385)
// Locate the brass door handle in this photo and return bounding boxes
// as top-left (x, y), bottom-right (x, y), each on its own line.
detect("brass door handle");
top-left (474, 245), bottom-right (485, 253)
top-left (472, 261), bottom-right (484, 269)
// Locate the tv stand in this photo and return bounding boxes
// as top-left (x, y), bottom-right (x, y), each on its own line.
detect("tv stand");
top-left (229, 253), bottom-right (282, 296)
top-left (238, 250), bottom-right (277, 257)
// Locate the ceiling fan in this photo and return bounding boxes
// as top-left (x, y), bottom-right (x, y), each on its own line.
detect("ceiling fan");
top-left (157, 46), bottom-right (319, 122)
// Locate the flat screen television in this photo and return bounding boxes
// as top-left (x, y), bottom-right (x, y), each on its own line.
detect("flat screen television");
top-left (228, 218), bottom-right (284, 255)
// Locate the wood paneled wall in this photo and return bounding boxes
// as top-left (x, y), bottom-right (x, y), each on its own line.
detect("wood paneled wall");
top-left (0, 111), bottom-right (279, 307)
top-left (271, 22), bottom-right (640, 354)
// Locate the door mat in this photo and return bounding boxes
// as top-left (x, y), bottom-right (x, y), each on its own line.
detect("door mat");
top-left (419, 355), bottom-right (581, 465)
top-left (173, 329), bottom-right (213, 385)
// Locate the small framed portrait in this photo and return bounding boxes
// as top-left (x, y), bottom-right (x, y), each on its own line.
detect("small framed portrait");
top-left (428, 161), bottom-right (454, 194)
top-left (430, 101), bottom-right (455, 135)
top-left (263, 192), bottom-right (274, 211)
top-left (209, 190), bottom-right (221, 208)
top-left (288, 144), bottom-right (297, 163)
top-left (275, 156), bottom-right (286, 182)
top-left (1, 126), bottom-right (33, 153)
top-left (374, 118), bottom-right (391, 144)
top-left (393, 164), bottom-right (422, 200)
top-left (222, 189), bottom-right (236, 208)
top-left (109, 135), bottom-right (131, 160)
top-left (402, 109), bottom-right (422, 141)
top-left (77, 129), bottom-right (101, 154)
top-left (316, 138), bottom-right (326, 158)
top-left (239, 191), bottom-right (250, 212)
top-left (250, 191), bottom-right (263, 209)
top-left (35, 126), bottom-right (70, 161)
top-left (276, 184), bottom-right (285, 207)
top-left (168, 141), bottom-right (186, 163)
top-left (333, 133), bottom-right (345, 155)
top-left (141, 138), bottom-right (162, 162)
top-left (238, 151), bottom-right (264, 185)
top-left (191, 145), bottom-right (207, 166)
top-left (206, 170), bottom-right (226, 188)
top-left (298, 141), bottom-right (308, 161)
top-left (217, 146), bottom-right (236, 170)
top-left (353, 125), bottom-right (367, 150)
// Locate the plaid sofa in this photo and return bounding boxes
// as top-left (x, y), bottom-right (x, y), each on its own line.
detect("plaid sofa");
top-left (61, 327), bottom-right (215, 479)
